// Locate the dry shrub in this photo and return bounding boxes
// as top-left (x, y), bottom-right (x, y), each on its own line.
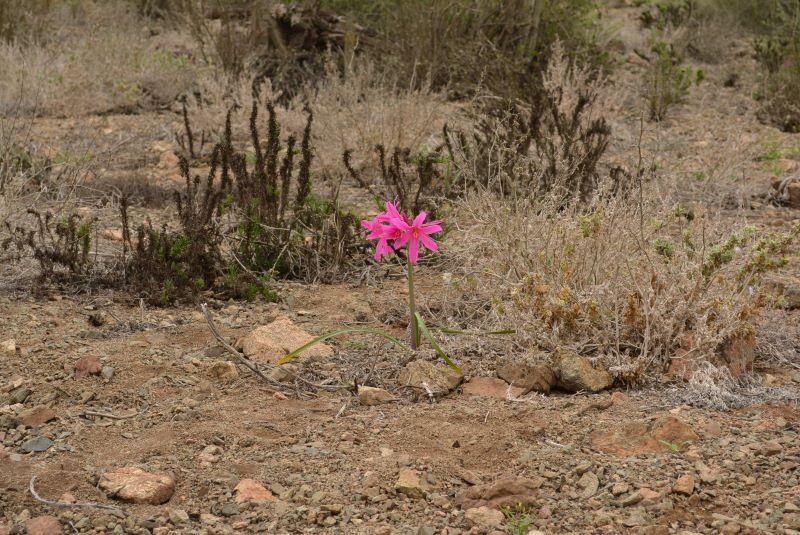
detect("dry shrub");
top-left (183, 58), bottom-right (457, 182)
top-left (443, 189), bottom-right (800, 384)
top-left (322, 0), bottom-right (609, 101)
top-left (445, 43), bottom-right (618, 205)
top-left (0, 1), bottom-right (200, 116)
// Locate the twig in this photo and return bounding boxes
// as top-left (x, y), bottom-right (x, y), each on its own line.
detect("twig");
top-left (200, 303), bottom-right (272, 382)
top-left (82, 410), bottom-right (138, 420)
top-left (29, 475), bottom-right (123, 513)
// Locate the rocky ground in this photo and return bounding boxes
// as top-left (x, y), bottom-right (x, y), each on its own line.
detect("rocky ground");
top-left (1, 282), bottom-right (800, 535)
top-left (3, 3), bottom-right (800, 535)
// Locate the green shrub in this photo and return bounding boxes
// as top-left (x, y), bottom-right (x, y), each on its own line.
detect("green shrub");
top-left (646, 40), bottom-right (703, 121)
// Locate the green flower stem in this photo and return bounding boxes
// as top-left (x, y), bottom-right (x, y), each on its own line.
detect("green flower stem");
top-left (408, 263), bottom-right (419, 350)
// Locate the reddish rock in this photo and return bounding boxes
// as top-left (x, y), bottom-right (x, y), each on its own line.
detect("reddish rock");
top-left (673, 474), bottom-right (695, 495)
top-left (208, 361), bottom-right (239, 384)
top-left (496, 361), bottom-right (556, 393)
top-left (19, 406), bottom-right (57, 428)
top-left (73, 356), bottom-right (102, 380)
top-left (241, 316), bottom-right (332, 364)
top-left (26, 516), bottom-right (61, 535)
top-left (234, 479), bottom-right (275, 503)
top-left (591, 415), bottom-right (699, 457)
top-left (98, 466), bottom-right (175, 505)
top-left (462, 377), bottom-right (525, 399)
top-left (457, 477), bottom-right (541, 509)
top-left (717, 332), bottom-right (756, 377)
top-left (553, 349), bottom-right (613, 392)
top-left (610, 391), bottom-right (631, 404)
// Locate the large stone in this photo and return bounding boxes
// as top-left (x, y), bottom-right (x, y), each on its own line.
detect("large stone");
top-left (26, 515), bottom-right (61, 535)
top-left (1, 339), bottom-right (16, 355)
top-left (98, 466), bottom-right (175, 505)
top-left (208, 361), bottom-right (239, 384)
top-left (497, 361), bottom-right (556, 394)
top-left (234, 479), bottom-right (275, 503)
top-left (462, 377), bottom-right (525, 399)
top-left (397, 360), bottom-right (462, 395)
top-left (357, 386), bottom-right (396, 406)
top-left (21, 436), bottom-right (53, 453)
top-left (553, 350), bottom-right (613, 392)
top-left (241, 316), bottom-right (332, 364)
top-left (395, 469), bottom-right (430, 499)
top-left (716, 332), bottom-right (756, 377)
top-left (457, 477), bottom-right (540, 509)
top-left (672, 474), bottom-right (695, 496)
top-left (20, 406), bottom-right (57, 428)
top-left (73, 356), bottom-right (102, 380)
top-left (591, 415), bottom-right (699, 457)
top-left (464, 506), bottom-right (504, 529)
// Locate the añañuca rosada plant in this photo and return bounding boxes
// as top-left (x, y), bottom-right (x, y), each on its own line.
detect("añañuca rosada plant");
top-left (280, 200), bottom-right (460, 371)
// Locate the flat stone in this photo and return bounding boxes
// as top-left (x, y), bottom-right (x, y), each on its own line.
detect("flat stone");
top-left (241, 316), bottom-right (332, 364)
top-left (25, 515), bottom-right (61, 535)
top-left (234, 479), bottom-right (276, 503)
top-left (464, 506), bottom-right (504, 528)
top-left (462, 377), bottom-right (525, 399)
top-left (98, 466), bottom-right (175, 505)
top-left (578, 472), bottom-right (600, 499)
top-left (19, 406), bottom-right (57, 428)
top-left (1, 339), bottom-right (16, 354)
top-left (21, 436), bottom-right (53, 453)
top-left (457, 477), bottom-right (540, 509)
top-left (358, 386), bottom-right (396, 406)
top-left (397, 360), bottom-right (462, 395)
top-left (591, 415), bottom-right (699, 457)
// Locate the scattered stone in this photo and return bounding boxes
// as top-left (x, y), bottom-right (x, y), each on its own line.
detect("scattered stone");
top-left (10, 387), bottom-right (31, 404)
top-left (553, 349), bottom-right (613, 392)
top-left (58, 493), bottom-right (76, 504)
top-left (73, 356), bottom-right (102, 380)
top-left (198, 445), bottom-right (222, 464)
top-left (464, 506), bottom-right (504, 529)
top-left (611, 482), bottom-right (630, 496)
top-left (462, 377), bottom-right (525, 399)
top-left (496, 361), bottom-right (556, 393)
top-left (21, 436), bottom-right (53, 453)
top-left (219, 502), bottom-right (239, 517)
top-left (266, 364), bottom-right (297, 383)
top-left (673, 475), bottom-right (695, 495)
top-left (457, 477), bottom-right (540, 509)
top-left (168, 509), bottom-right (189, 525)
top-left (241, 316), bottom-right (332, 364)
top-left (761, 441), bottom-right (783, 456)
top-left (358, 386), bottom-right (396, 406)
top-left (208, 361), bottom-right (239, 384)
top-left (98, 467), bottom-right (175, 505)
top-left (611, 391), bottom-right (631, 403)
top-left (100, 366), bottom-right (115, 382)
top-left (1, 339), bottom-right (16, 355)
top-left (591, 415), bottom-right (699, 457)
top-left (234, 479), bottom-right (276, 503)
top-left (19, 406), bottom-right (57, 428)
top-left (397, 360), bottom-right (462, 395)
top-left (26, 515), bottom-right (61, 535)
top-left (621, 487), bottom-right (661, 506)
top-left (578, 471), bottom-right (600, 499)
top-left (395, 469), bottom-right (430, 499)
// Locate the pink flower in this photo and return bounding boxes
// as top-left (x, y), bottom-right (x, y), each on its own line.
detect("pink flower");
top-left (362, 201), bottom-right (442, 264)
top-left (391, 211), bottom-right (442, 264)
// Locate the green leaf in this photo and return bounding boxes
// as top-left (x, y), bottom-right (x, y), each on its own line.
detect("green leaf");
top-left (279, 328), bottom-right (410, 364)
top-left (414, 313), bottom-right (462, 373)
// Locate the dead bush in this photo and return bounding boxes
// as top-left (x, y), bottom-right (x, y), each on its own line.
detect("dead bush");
top-left (0, 1), bottom-right (199, 116)
top-left (444, 43), bottom-right (621, 206)
top-left (442, 189), bottom-right (800, 384)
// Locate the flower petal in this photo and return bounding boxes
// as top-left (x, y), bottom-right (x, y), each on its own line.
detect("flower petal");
top-left (408, 238), bottom-right (420, 264)
top-left (393, 234), bottom-right (410, 249)
top-left (419, 233), bottom-right (438, 252)
top-left (421, 223), bottom-right (443, 234)
top-left (413, 211), bottom-right (427, 226)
